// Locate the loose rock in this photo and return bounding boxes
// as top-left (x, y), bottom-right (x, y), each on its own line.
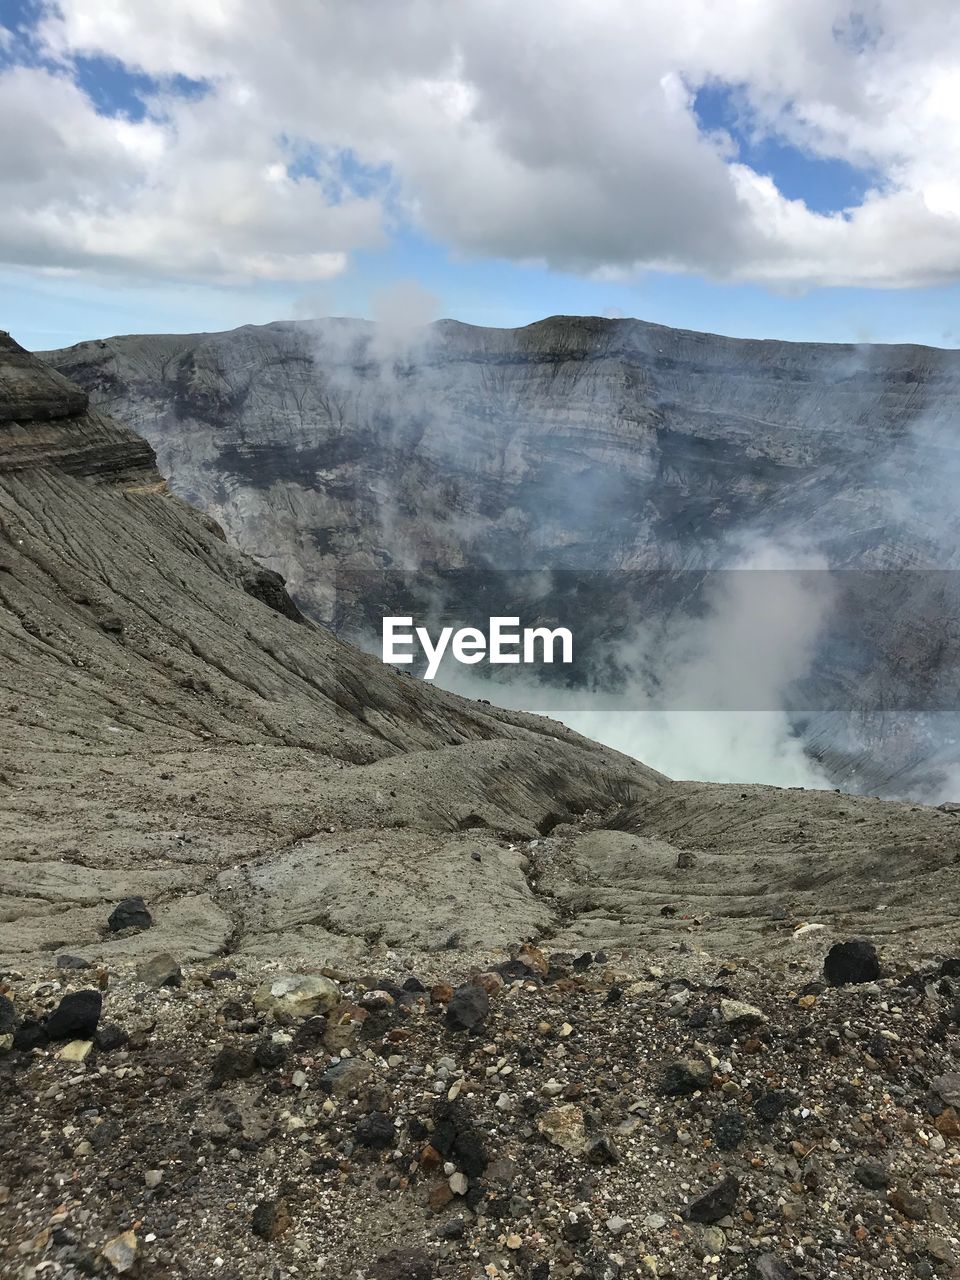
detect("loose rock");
top-left (931, 1072), bottom-right (960, 1110)
top-left (855, 1159), bottom-right (890, 1190)
top-left (137, 951), bottom-right (182, 988)
top-left (720, 998), bottom-right (766, 1026)
top-left (57, 1038), bottom-right (93, 1062)
top-left (251, 1198), bottom-right (292, 1240)
top-left (253, 973), bottom-right (341, 1018)
top-left (660, 1057), bottom-right (711, 1096)
top-left (101, 1230), bottom-right (139, 1274)
top-left (44, 989), bottom-right (101, 1040)
top-left (444, 982), bottom-right (489, 1032)
top-left (107, 897), bottom-right (152, 932)
top-left (537, 1104), bottom-right (587, 1155)
top-left (824, 938), bottom-right (880, 985)
top-left (752, 1256), bottom-right (797, 1279)
top-left (685, 1174), bottom-right (740, 1223)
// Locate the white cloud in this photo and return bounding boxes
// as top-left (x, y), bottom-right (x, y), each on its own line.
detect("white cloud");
top-left (2, 0), bottom-right (960, 287)
top-left (0, 63), bottom-right (382, 282)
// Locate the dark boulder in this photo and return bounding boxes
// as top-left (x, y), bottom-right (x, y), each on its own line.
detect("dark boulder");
top-left (44, 989), bottom-right (101, 1040)
top-left (369, 1249), bottom-right (434, 1280)
top-left (250, 1198), bottom-right (292, 1240)
top-left (107, 896), bottom-right (152, 932)
top-left (356, 1113), bottom-right (396, 1148)
top-left (444, 982), bottom-right (489, 1032)
top-left (824, 939), bottom-right (880, 986)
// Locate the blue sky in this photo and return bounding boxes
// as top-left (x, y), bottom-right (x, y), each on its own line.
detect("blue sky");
top-left (4, 1), bottom-right (960, 351)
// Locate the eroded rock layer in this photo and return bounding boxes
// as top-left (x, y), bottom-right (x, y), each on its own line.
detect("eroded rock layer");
top-left (43, 317), bottom-right (960, 794)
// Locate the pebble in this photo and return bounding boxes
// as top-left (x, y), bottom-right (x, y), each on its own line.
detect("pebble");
top-left (754, 1257), bottom-right (798, 1279)
top-left (927, 1236), bottom-right (958, 1266)
top-left (57, 1039), bottom-right (93, 1063)
top-left (855, 1159), bottom-right (890, 1189)
top-left (659, 1057), bottom-right (711, 1096)
top-left (692, 1225), bottom-right (726, 1258)
top-left (888, 1187), bottom-right (927, 1221)
top-left (537, 1104), bottom-right (587, 1154)
top-left (931, 1071), bottom-right (960, 1109)
top-left (719, 999), bottom-right (765, 1025)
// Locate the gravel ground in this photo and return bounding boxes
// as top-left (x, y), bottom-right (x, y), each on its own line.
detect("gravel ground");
top-left (2, 930), bottom-right (959, 1280)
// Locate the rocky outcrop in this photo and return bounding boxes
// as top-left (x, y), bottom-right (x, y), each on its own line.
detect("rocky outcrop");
top-left (0, 329), bottom-right (664, 968)
top-left (0, 329), bottom-right (88, 423)
top-left (43, 316), bottom-right (960, 600)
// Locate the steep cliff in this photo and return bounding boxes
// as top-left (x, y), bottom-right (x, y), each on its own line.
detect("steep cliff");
top-left (44, 316), bottom-right (960, 595)
top-left (43, 317), bottom-right (960, 795)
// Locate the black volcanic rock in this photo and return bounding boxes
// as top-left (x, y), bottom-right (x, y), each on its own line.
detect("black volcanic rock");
top-left (825, 939), bottom-right (881, 986)
top-left (445, 983), bottom-right (489, 1032)
top-left (44, 990), bottom-right (101, 1040)
top-left (685, 1174), bottom-right (740, 1223)
top-left (660, 1058), bottom-right (711, 1096)
top-left (107, 897), bottom-right (153, 932)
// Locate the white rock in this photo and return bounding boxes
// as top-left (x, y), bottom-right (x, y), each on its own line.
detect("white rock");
top-left (58, 1040), bottom-right (93, 1063)
top-left (720, 999), bottom-right (766, 1026)
top-left (253, 974), bottom-right (340, 1018)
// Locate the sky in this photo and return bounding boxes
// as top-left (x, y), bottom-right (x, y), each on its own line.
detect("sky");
top-left (4, 0), bottom-right (960, 350)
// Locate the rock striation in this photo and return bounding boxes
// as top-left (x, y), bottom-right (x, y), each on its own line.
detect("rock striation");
top-left (0, 328), bottom-right (662, 968)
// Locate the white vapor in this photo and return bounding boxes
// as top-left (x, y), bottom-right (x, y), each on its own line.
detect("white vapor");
top-left (435, 539), bottom-right (836, 789)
